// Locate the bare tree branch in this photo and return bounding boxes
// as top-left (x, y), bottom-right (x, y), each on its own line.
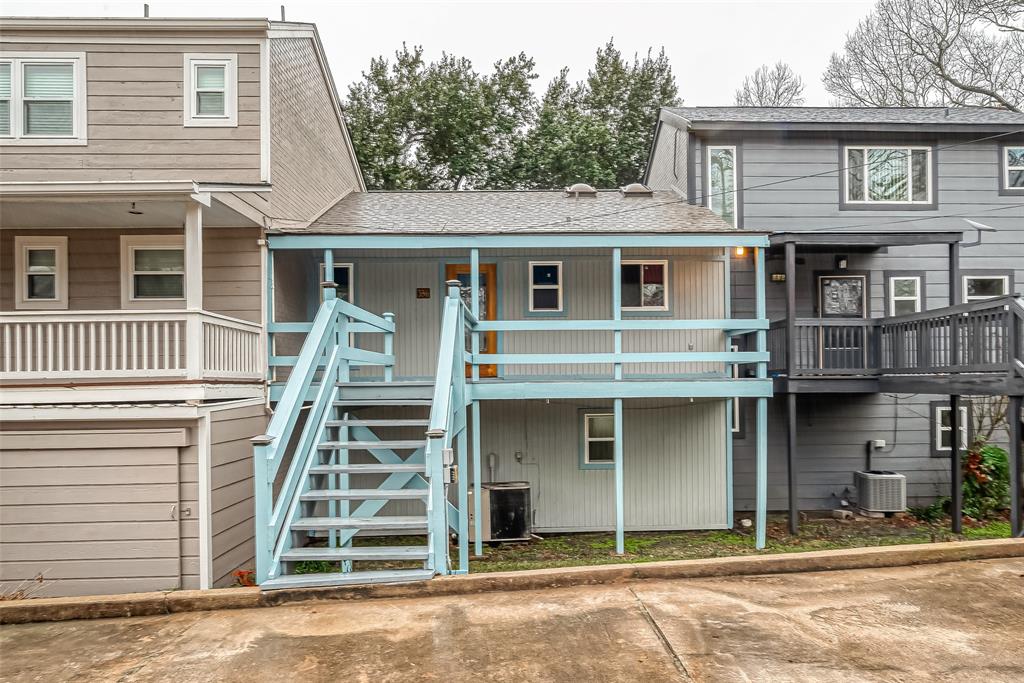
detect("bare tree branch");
top-left (735, 61), bottom-right (807, 106)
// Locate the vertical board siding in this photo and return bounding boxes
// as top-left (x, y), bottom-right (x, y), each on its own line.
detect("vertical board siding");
top-left (0, 227), bottom-right (262, 323)
top-left (210, 403), bottom-right (267, 587)
top-left (0, 425), bottom-right (197, 598)
top-left (649, 123), bottom-right (1024, 510)
top-left (0, 41), bottom-right (262, 184)
top-left (476, 399), bottom-right (728, 531)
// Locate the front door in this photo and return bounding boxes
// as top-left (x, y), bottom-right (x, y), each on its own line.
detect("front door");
top-left (445, 263), bottom-right (498, 378)
top-left (817, 274), bottom-right (866, 370)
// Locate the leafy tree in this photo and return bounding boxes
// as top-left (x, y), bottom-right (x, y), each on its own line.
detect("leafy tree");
top-left (344, 44), bottom-right (537, 189)
top-left (734, 62), bottom-right (806, 106)
top-left (824, 0), bottom-right (1023, 111)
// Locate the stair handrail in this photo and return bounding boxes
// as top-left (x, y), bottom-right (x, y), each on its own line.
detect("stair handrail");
top-left (423, 281), bottom-right (469, 575)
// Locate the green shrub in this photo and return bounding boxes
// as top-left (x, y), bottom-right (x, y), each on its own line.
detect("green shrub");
top-left (962, 441), bottom-right (1010, 521)
top-left (294, 560), bottom-right (338, 575)
top-left (909, 498), bottom-right (948, 523)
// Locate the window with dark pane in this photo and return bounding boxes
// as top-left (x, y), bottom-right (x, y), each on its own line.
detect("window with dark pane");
top-left (133, 248), bottom-right (185, 299)
top-left (26, 248), bottom-right (56, 300)
top-left (529, 262), bottom-right (562, 311)
top-left (584, 413), bottom-right (616, 465)
top-left (621, 264), bottom-right (642, 308)
top-left (642, 263), bottom-right (665, 308)
top-left (1006, 146), bottom-right (1024, 189)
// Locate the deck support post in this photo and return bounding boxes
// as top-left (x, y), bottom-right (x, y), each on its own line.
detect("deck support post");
top-left (456, 426), bottom-right (469, 571)
top-left (614, 397), bottom-right (625, 555)
top-left (1009, 395), bottom-right (1022, 538)
top-left (472, 400), bottom-right (483, 556)
top-left (184, 201), bottom-right (204, 380)
top-left (755, 246), bottom-right (768, 549)
top-left (950, 394), bottom-right (963, 534)
top-left (470, 248), bottom-right (480, 383)
top-left (784, 241), bottom-right (798, 535)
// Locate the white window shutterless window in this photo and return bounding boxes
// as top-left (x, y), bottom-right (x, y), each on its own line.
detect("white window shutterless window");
top-left (935, 405), bottom-right (969, 453)
top-left (889, 276), bottom-right (921, 315)
top-left (706, 145), bottom-right (737, 227)
top-left (120, 236), bottom-right (186, 308)
top-left (14, 236), bottom-right (68, 310)
top-left (1004, 146), bottom-right (1024, 189)
top-left (183, 54), bottom-right (237, 127)
top-left (317, 263), bottom-right (354, 304)
top-left (621, 260), bottom-right (668, 311)
top-left (582, 412), bottom-right (616, 468)
top-left (962, 275), bottom-right (1008, 303)
top-left (0, 53), bottom-right (86, 144)
top-left (528, 261), bottom-right (563, 312)
top-left (845, 146), bottom-right (932, 204)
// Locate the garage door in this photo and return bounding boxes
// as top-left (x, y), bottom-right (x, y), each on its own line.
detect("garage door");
top-left (0, 428), bottom-right (184, 598)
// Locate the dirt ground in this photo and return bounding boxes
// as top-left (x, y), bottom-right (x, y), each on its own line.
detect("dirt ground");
top-left (2, 557), bottom-right (1021, 682)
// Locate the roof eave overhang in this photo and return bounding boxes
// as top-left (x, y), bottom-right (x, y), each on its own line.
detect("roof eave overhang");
top-left (0, 17), bottom-right (272, 35)
top-left (688, 122), bottom-right (1024, 134)
top-left (0, 180), bottom-right (271, 198)
top-left (769, 229), bottom-right (964, 249)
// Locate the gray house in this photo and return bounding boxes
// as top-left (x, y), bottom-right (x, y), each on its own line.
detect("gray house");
top-left (645, 106), bottom-right (1024, 532)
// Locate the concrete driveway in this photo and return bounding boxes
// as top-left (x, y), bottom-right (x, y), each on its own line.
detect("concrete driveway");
top-left (1, 558), bottom-right (1022, 682)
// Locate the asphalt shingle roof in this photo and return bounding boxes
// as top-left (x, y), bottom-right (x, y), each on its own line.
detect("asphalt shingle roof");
top-left (667, 106), bottom-right (1024, 126)
top-left (289, 190), bottom-right (742, 234)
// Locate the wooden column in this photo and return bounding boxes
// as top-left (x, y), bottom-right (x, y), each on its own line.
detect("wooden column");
top-left (612, 248), bottom-right (624, 555)
top-left (755, 246), bottom-right (768, 549)
top-left (1009, 395), bottom-right (1022, 538)
top-left (785, 241), bottom-right (798, 535)
top-left (470, 248), bottom-right (483, 557)
top-left (184, 201), bottom-right (204, 379)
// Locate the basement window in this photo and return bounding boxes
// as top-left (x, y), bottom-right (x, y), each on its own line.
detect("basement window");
top-left (183, 54), bottom-right (237, 127)
top-left (528, 261), bottom-right (563, 312)
top-left (14, 235), bottom-right (68, 310)
top-left (581, 412), bottom-right (616, 469)
top-left (621, 260), bottom-right (668, 311)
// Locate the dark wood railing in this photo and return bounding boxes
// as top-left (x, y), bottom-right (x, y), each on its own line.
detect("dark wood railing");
top-left (763, 295), bottom-right (1024, 378)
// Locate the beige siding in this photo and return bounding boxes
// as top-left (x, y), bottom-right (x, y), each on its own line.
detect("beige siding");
top-left (0, 41), bottom-right (262, 184)
top-left (0, 227), bottom-right (262, 322)
top-left (209, 402), bottom-right (266, 587)
top-left (0, 424), bottom-right (200, 598)
top-left (260, 36), bottom-right (362, 223)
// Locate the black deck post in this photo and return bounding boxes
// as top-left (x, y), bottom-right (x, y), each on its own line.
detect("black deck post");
top-left (1009, 395), bottom-right (1023, 538)
top-left (785, 241), bottom-right (798, 534)
top-left (950, 394), bottom-right (963, 534)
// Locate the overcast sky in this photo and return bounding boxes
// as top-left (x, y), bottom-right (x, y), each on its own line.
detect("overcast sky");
top-left (4, 0), bottom-right (876, 105)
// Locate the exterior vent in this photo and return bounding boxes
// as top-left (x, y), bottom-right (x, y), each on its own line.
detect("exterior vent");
top-left (620, 183), bottom-right (653, 197)
top-left (565, 183), bottom-right (597, 197)
top-left (854, 470), bottom-right (906, 512)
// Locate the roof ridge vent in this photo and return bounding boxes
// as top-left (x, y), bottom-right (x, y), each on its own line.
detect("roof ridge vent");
top-left (620, 182), bottom-right (653, 197)
top-left (565, 182), bottom-right (597, 197)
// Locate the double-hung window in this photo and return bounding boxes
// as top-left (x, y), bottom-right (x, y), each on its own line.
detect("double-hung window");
top-left (845, 145), bottom-right (932, 205)
top-left (932, 402), bottom-right (970, 456)
top-left (183, 54), bottom-right (237, 127)
top-left (621, 260), bottom-right (668, 311)
top-left (888, 276), bottom-right (921, 315)
top-left (14, 236), bottom-right (68, 310)
top-left (528, 261), bottom-right (562, 312)
top-left (581, 412), bottom-right (616, 468)
top-left (706, 145), bottom-right (737, 227)
top-left (963, 275), bottom-right (1008, 303)
top-left (120, 236), bottom-right (186, 308)
top-left (0, 53), bottom-right (87, 144)
top-left (1004, 146), bottom-right (1024, 190)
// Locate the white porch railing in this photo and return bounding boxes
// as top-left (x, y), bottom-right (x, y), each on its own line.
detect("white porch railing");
top-left (0, 310), bottom-right (262, 382)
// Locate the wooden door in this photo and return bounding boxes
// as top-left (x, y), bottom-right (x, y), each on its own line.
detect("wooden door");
top-left (817, 274), bottom-right (866, 370)
top-left (446, 264), bottom-right (497, 378)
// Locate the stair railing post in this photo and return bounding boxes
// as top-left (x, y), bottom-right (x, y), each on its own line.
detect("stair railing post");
top-left (383, 312), bottom-right (395, 383)
top-left (250, 434), bottom-right (274, 583)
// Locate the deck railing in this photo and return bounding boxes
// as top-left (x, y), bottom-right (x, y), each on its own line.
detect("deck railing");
top-left (0, 310), bottom-right (262, 382)
top-left (767, 295), bottom-right (1024, 378)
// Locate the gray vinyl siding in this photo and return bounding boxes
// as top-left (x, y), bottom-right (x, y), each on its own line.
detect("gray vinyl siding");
top-left (0, 226), bottom-right (262, 322)
top-left (648, 121), bottom-right (1024, 511)
top-left (210, 402), bottom-right (266, 587)
top-left (274, 248), bottom-right (730, 381)
top-left (0, 41), bottom-right (262, 184)
top-left (0, 423), bottom-right (199, 598)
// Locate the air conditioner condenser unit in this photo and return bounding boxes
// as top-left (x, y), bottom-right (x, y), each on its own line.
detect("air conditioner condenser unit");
top-left (854, 470), bottom-right (906, 513)
top-left (468, 481), bottom-right (532, 543)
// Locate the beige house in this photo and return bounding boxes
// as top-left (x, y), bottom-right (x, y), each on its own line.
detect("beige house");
top-left (0, 16), bottom-right (363, 597)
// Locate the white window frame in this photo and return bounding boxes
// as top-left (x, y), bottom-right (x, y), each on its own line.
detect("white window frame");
top-left (934, 405), bottom-right (969, 453)
top-left (528, 261), bottom-right (563, 313)
top-left (621, 259), bottom-right (669, 312)
top-left (706, 144), bottom-right (738, 227)
top-left (13, 235), bottom-right (68, 310)
top-left (888, 275), bottom-right (921, 316)
top-left (1004, 145), bottom-right (1024, 190)
top-left (317, 262), bottom-right (354, 304)
top-left (844, 145), bottom-right (932, 205)
top-left (962, 275), bottom-right (1009, 303)
top-left (183, 53), bottom-right (238, 128)
top-left (582, 412), bottom-right (616, 467)
top-left (120, 235), bottom-right (186, 309)
top-left (0, 52), bottom-right (87, 145)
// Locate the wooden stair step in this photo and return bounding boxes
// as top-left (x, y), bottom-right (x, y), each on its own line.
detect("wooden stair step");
top-left (300, 488), bottom-right (428, 501)
top-left (334, 399), bottom-right (433, 406)
top-left (327, 419), bottom-right (430, 428)
top-left (317, 440), bottom-right (425, 450)
top-left (261, 568), bottom-right (434, 591)
top-left (309, 463), bottom-right (425, 474)
top-left (281, 546), bottom-right (429, 562)
top-left (291, 516), bottom-right (428, 531)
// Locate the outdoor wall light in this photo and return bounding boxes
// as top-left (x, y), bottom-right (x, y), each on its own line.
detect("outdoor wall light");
top-left (735, 246), bottom-right (746, 257)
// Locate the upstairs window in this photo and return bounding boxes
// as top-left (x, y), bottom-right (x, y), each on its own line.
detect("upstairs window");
top-left (963, 275), bottom-right (1008, 303)
top-left (528, 261), bottom-right (563, 312)
top-left (621, 260), bottom-right (668, 311)
top-left (1004, 146), bottom-right (1024, 190)
top-left (706, 145), bottom-right (737, 227)
top-left (845, 146), bottom-right (932, 205)
top-left (14, 236), bottom-right (68, 310)
top-left (183, 54), bottom-right (237, 127)
top-left (888, 276), bottom-right (921, 315)
top-left (0, 54), bottom-right (86, 144)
